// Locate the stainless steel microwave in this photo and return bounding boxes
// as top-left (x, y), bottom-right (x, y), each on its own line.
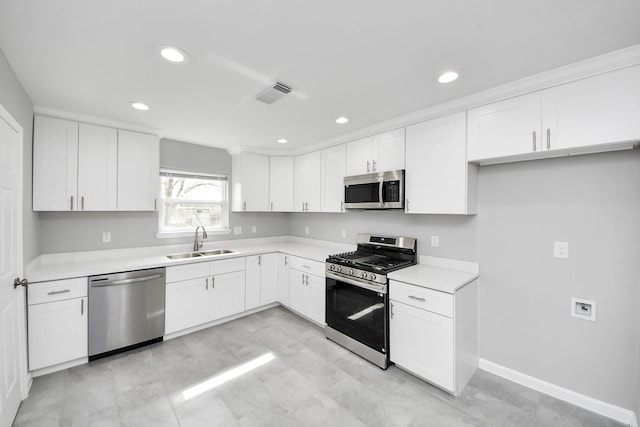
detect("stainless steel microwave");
top-left (343, 170), bottom-right (404, 210)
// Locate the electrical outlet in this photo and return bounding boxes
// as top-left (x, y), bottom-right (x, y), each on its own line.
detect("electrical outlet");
top-left (233, 226), bottom-right (242, 235)
top-left (431, 236), bottom-right (439, 247)
top-left (251, 225), bottom-right (257, 233)
top-left (571, 298), bottom-right (596, 322)
top-left (554, 241), bottom-right (569, 259)
top-left (102, 232), bottom-right (111, 243)
top-left (304, 226), bottom-right (310, 235)
top-left (341, 229), bottom-right (347, 239)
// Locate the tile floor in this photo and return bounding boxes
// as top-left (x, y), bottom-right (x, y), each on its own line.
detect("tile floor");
top-left (13, 307), bottom-right (623, 427)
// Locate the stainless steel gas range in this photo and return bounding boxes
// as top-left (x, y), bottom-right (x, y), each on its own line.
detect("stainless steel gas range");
top-left (325, 234), bottom-right (417, 369)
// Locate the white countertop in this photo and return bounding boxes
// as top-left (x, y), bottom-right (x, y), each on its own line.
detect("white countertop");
top-left (388, 256), bottom-right (479, 294)
top-left (26, 236), bottom-right (353, 283)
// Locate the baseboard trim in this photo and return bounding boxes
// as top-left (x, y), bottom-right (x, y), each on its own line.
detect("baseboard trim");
top-left (479, 359), bottom-right (637, 427)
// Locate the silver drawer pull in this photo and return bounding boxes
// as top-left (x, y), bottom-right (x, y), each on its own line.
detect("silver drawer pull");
top-left (48, 289), bottom-right (71, 295)
top-left (302, 265), bottom-right (310, 269)
top-left (408, 295), bottom-right (426, 302)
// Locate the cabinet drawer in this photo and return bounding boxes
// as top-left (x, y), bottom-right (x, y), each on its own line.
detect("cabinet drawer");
top-left (289, 256), bottom-right (324, 277)
top-left (166, 262), bottom-right (210, 283)
top-left (211, 257), bottom-right (245, 275)
top-left (389, 280), bottom-right (453, 318)
top-left (28, 278), bottom-right (87, 305)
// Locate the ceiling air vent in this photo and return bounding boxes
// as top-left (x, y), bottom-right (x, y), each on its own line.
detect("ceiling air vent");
top-left (255, 82), bottom-right (292, 104)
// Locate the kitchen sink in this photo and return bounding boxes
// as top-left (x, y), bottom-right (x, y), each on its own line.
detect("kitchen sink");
top-left (167, 249), bottom-right (234, 260)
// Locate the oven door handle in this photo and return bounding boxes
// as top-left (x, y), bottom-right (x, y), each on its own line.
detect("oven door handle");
top-left (378, 178), bottom-right (384, 208)
top-left (325, 271), bottom-right (386, 294)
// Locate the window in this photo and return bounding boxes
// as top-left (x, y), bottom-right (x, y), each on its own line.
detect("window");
top-left (159, 169), bottom-right (229, 234)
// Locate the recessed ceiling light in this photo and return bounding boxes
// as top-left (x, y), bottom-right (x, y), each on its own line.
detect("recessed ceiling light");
top-left (277, 139), bottom-right (288, 144)
top-left (131, 102), bottom-right (150, 111)
top-left (158, 45), bottom-right (189, 64)
top-left (336, 116), bottom-right (349, 124)
top-left (438, 71), bottom-right (459, 84)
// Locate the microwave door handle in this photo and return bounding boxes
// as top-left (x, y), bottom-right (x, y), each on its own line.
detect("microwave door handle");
top-left (378, 179), bottom-right (384, 208)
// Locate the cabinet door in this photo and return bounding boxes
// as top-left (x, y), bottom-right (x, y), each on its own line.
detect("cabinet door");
top-left (288, 269), bottom-right (308, 315)
top-left (541, 66), bottom-right (640, 151)
top-left (390, 300), bottom-right (454, 392)
top-left (232, 152), bottom-right (269, 211)
top-left (28, 297), bottom-right (87, 370)
top-left (306, 151), bottom-right (322, 212)
top-left (321, 144), bottom-right (347, 212)
top-left (307, 273), bottom-right (326, 325)
top-left (292, 154), bottom-right (310, 212)
top-left (269, 157), bottom-right (294, 211)
top-left (346, 137), bottom-right (373, 176)
top-left (210, 270), bottom-right (246, 321)
top-left (117, 130), bottom-right (159, 211)
top-left (373, 128), bottom-right (405, 172)
top-left (245, 256), bottom-right (261, 310)
top-left (165, 278), bottom-right (209, 334)
top-left (467, 92), bottom-right (541, 161)
top-left (260, 253), bottom-right (279, 306)
top-left (33, 116), bottom-right (78, 211)
top-left (77, 123), bottom-right (118, 211)
top-left (405, 113), bottom-right (474, 214)
top-left (277, 254), bottom-right (290, 306)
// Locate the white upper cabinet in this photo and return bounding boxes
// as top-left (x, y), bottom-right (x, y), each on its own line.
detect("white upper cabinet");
top-left (117, 130), bottom-right (159, 211)
top-left (269, 156), bottom-right (294, 212)
top-left (33, 116), bottom-right (79, 211)
top-left (77, 124), bottom-right (118, 211)
top-left (321, 144), bottom-right (347, 213)
top-left (540, 65), bottom-right (640, 151)
top-left (466, 92), bottom-right (542, 162)
top-left (405, 113), bottom-right (476, 214)
top-left (467, 66), bottom-right (640, 163)
top-left (346, 129), bottom-right (405, 176)
top-left (293, 151), bottom-right (321, 212)
top-left (232, 152), bottom-right (270, 212)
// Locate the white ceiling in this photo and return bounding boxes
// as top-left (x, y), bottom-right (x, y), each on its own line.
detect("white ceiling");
top-left (1, 1), bottom-right (640, 154)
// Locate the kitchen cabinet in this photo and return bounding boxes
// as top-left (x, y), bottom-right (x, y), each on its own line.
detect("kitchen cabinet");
top-left (405, 113), bottom-right (477, 214)
top-left (293, 151), bottom-right (321, 212)
top-left (232, 151), bottom-right (270, 211)
top-left (245, 253), bottom-right (278, 310)
top-left (117, 130), bottom-right (159, 211)
top-left (389, 278), bottom-right (478, 396)
top-left (27, 278), bottom-right (88, 371)
top-left (277, 253), bottom-right (290, 306)
top-left (77, 123), bottom-right (118, 211)
top-left (288, 257), bottom-right (325, 325)
top-left (269, 157), bottom-right (294, 211)
top-left (320, 144), bottom-right (347, 212)
top-left (345, 128), bottom-right (405, 176)
top-left (165, 258), bottom-right (245, 334)
top-left (467, 65), bottom-right (640, 163)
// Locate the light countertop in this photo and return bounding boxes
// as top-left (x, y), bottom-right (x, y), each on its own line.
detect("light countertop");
top-left (26, 236), bottom-right (353, 283)
top-left (388, 257), bottom-right (479, 294)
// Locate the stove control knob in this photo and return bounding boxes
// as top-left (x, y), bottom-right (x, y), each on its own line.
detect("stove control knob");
top-left (329, 264), bottom-right (335, 271)
top-left (336, 266), bottom-right (342, 273)
top-left (370, 274), bottom-right (377, 281)
top-left (361, 272), bottom-right (368, 279)
top-left (348, 269), bottom-right (354, 276)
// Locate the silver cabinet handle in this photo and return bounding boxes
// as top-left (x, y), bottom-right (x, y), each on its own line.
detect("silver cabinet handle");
top-left (378, 179), bottom-right (384, 208)
top-left (367, 160), bottom-right (371, 173)
top-left (212, 277), bottom-right (215, 289)
top-left (406, 199), bottom-right (410, 212)
top-left (284, 256), bottom-right (288, 266)
top-left (340, 201), bottom-right (344, 212)
top-left (48, 289), bottom-right (70, 295)
top-left (258, 255), bottom-right (261, 266)
top-left (243, 201), bottom-right (246, 211)
top-left (70, 195), bottom-right (74, 211)
top-left (372, 159), bottom-right (377, 172)
top-left (90, 273), bottom-right (163, 287)
top-left (271, 201), bottom-right (273, 211)
top-left (408, 295), bottom-right (426, 302)
top-left (206, 278), bottom-right (208, 290)
top-left (302, 265), bottom-right (310, 269)
top-left (390, 302), bottom-right (394, 319)
top-left (532, 131), bottom-right (537, 151)
top-left (547, 128), bottom-right (551, 150)
top-left (81, 196), bottom-right (85, 210)
top-left (154, 198), bottom-right (157, 211)
top-left (81, 299), bottom-right (84, 315)
top-left (304, 274), bottom-right (309, 285)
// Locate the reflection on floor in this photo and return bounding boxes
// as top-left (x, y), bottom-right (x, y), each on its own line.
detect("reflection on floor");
top-left (14, 307), bottom-right (622, 427)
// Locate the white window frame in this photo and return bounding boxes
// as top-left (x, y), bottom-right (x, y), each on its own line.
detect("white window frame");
top-left (156, 168), bottom-right (231, 238)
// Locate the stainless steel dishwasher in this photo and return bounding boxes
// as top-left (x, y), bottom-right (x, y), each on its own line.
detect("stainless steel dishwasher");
top-left (88, 267), bottom-right (165, 360)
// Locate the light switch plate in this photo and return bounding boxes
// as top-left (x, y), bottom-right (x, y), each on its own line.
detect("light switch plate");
top-left (431, 236), bottom-right (439, 247)
top-left (251, 225), bottom-right (257, 233)
top-left (102, 232), bottom-right (111, 243)
top-left (233, 226), bottom-right (242, 235)
top-left (304, 226), bottom-right (310, 235)
top-left (554, 241), bottom-right (569, 258)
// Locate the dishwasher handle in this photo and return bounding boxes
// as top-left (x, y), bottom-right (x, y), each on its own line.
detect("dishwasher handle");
top-left (90, 273), bottom-right (163, 287)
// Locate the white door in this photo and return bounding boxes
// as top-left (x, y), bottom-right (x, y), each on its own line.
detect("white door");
top-left (320, 144), bottom-right (346, 212)
top-left (210, 270), bottom-right (246, 321)
top-left (117, 130), bottom-right (159, 211)
top-left (306, 151), bottom-right (322, 212)
top-left (244, 255), bottom-right (261, 310)
top-left (0, 104), bottom-right (27, 427)
top-left (373, 128), bottom-right (405, 172)
top-left (277, 254), bottom-right (290, 306)
top-left (269, 156), bottom-right (294, 212)
top-left (293, 154), bottom-right (310, 212)
top-left (345, 137), bottom-right (373, 176)
top-left (77, 123), bottom-right (118, 211)
top-left (259, 253), bottom-right (278, 306)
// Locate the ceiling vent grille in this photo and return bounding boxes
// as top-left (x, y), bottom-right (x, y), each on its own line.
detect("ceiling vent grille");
top-left (255, 82), bottom-right (292, 104)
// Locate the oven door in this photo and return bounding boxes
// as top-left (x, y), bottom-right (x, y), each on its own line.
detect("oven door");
top-left (325, 275), bottom-right (388, 354)
top-left (344, 178), bottom-right (383, 209)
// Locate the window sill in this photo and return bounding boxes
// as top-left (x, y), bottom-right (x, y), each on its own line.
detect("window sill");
top-left (156, 229), bottom-right (232, 239)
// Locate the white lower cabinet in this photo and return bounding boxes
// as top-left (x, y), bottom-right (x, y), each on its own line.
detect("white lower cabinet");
top-left (27, 278), bottom-right (88, 371)
top-left (245, 253), bottom-right (278, 310)
top-left (288, 257), bottom-right (325, 325)
top-left (277, 254), bottom-right (290, 306)
top-left (389, 279), bottom-right (478, 396)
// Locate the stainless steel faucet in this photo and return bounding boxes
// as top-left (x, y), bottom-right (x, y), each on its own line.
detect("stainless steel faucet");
top-left (194, 225), bottom-right (208, 251)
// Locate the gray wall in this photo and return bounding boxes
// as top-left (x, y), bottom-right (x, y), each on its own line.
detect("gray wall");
top-left (37, 139), bottom-right (289, 253)
top-left (288, 150), bottom-right (640, 411)
top-left (0, 49), bottom-right (37, 264)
